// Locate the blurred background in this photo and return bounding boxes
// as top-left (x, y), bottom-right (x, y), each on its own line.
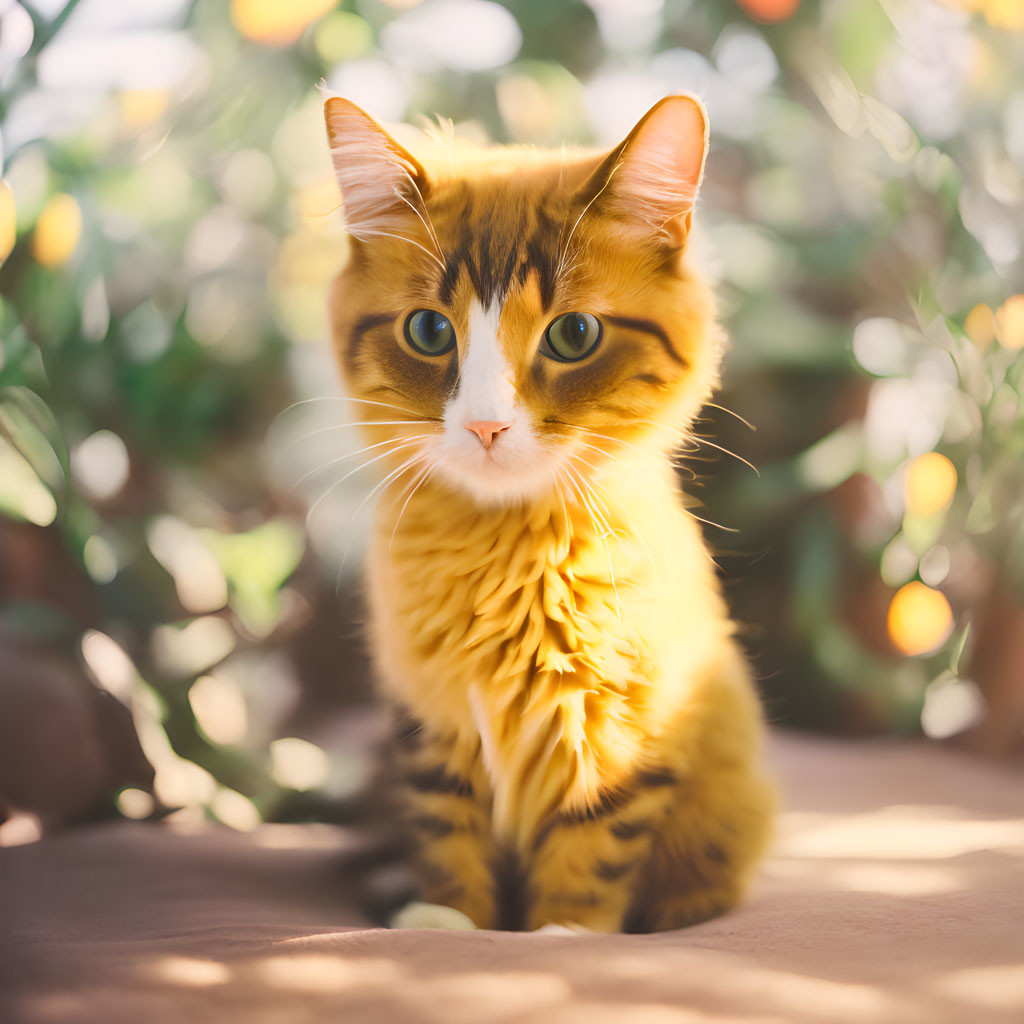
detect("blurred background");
top-left (0, 0), bottom-right (1021, 844)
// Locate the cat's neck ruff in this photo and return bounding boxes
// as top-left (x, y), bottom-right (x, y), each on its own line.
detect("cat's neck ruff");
top-left (366, 458), bottom-right (729, 843)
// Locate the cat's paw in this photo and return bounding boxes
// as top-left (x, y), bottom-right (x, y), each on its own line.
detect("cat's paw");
top-left (533, 922), bottom-right (592, 936)
top-left (389, 901), bottom-right (479, 931)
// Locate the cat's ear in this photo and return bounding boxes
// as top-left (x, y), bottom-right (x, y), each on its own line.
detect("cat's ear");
top-left (585, 94), bottom-right (709, 246)
top-left (323, 96), bottom-right (430, 241)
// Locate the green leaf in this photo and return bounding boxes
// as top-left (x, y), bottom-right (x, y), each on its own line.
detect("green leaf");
top-left (949, 620), bottom-right (972, 675)
top-left (0, 385), bottom-right (69, 491)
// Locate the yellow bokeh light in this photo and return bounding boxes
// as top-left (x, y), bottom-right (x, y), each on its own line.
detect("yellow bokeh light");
top-left (964, 303), bottom-right (996, 349)
top-left (31, 193), bottom-right (82, 269)
top-left (887, 581), bottom-right (954, 656)
top-left (994, 294), bottom-right (1024, 350)
top-left (230, 0), bottom-right (336, 46)
top-left (940, 0), bottom-right (1024, 30)
top-left (119, 89), bottom-right (170, 130)
top-left (0, 180), bottom-right (15, 264)
top-left (904, 452), bottom-right (958, 519)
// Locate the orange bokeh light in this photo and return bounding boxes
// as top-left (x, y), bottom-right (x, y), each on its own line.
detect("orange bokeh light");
top-left (0, 181), bottom-right (15, 265)
top-left (887, 582), bottom-right (954, 657)
top-left (904, 452), bottom-right (958, 519)
top-left (964, 303), bottom-right (996, 349)
top-left (995, 295), bottom-right (1024, 350)
top-left (738, 0), bottom-right (801, 24)
top-left (31, 193), bottom-right (82, 269)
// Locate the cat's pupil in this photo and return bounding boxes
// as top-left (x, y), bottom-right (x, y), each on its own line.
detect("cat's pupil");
top-left (567, 315), bottom-right (587, 346)
top-left (405, 309), bottom-right (455, 355)
top-left (422, 312), bottom-right (447, 343)
top-left (544, 311), bottom-right (601, 361)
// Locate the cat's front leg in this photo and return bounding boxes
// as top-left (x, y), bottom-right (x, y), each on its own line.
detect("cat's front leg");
top-left (525, 768), bottom-right (678, 932)
top-left (392, 716), bottom-right (499, 929)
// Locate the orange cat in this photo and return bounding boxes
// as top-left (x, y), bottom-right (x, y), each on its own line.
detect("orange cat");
top-left (323, 93), bottom-right (775, 932)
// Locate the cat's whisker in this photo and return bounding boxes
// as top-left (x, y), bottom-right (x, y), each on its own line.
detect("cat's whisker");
top-left (305, 437), bottom-right (425, 524)
top-left (335, 450), bottom-right (432, 593)
top-left (685, 436), bottom-right (760, 478)
top-left (567, 426), bottom-right (699, 481)
top-left (286, 419), bottom-right (439, 450)
top-left (303, 199), bottom-right (344, 219)
top-left (549, 419), bottom-right (650, 461)
top-left (555, 470), bottom-right (573, 550)
top-left (563, 464), bottom-right (622, 622)
top-left (349, 228), bottom-right (446, 271)
top-left (555, 161), bottom-right (623, 282)
top-left (570, 438), bottom-right (617, 464)
top-left (391, 186), bottom-right (445, 263)
top-left (288, 433), bottom-right (433, 494)
top-left (686, 510), bottom-right (740, 534)
top-left (704, 401), bottom-right (756, 432)
top-left (278, 396), bottom-right (422, 415)
top-left (568, 459), bottom-right (620, 530)
top-left (408, 188), bottom-right (445, 264)
top-left (286, 396), bottom-right (431, 420)
top-left (389, 460), bottom-right (435, 551)
top-left (566, 457), bottom-right (622, 542)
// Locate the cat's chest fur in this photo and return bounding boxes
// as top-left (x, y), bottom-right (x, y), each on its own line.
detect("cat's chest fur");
top-left (365, 467), bottom-right (725, 842)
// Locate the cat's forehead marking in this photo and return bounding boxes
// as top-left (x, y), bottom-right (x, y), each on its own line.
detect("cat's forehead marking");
top-left (444, 296), bottom-right (516, 426)
top-left (435, 185), bottom-right (562, 311)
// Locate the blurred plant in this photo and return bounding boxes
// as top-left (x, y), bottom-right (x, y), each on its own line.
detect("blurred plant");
top-left (1, 0), bottom-right (1022, 839)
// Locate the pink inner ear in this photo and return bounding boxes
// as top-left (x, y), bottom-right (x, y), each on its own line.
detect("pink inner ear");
top-left (615, 96), bottom-right (709, 230)
top-left (323, 97), bottom-right (426, 241)
top-left (651, 97), bottom-right (708, 193)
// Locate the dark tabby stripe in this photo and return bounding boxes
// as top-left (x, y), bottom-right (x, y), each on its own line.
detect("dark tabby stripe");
top-left (545, 890), bottom-right (601, 908)
top-left (436, 191), bottom-right (563, 311)
top-left (406, 765), bottom-right (474, 797)
top-left (393, 707), bottom-right (424, 747)
top-left (610, 819), bottom-right (655, 841)
top-left (558, 783), bottom-right (634, 825)
top-left (705, 842), bottom-right (729, 864)
top-left (606, 315), bottom-right (687, 367)
top-left (494, 847), bottom-right (526, 931)
top-left (594, 857), bottom-right (640, 882)
top-left (408, 814), bottom-right (456, 838)
top-left (348, 312), bottom-right (396, 371)
top-left (635, 767), bottom-right (677, 788)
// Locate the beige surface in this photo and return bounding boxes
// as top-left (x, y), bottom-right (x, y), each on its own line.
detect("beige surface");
top-left (1, 731), bottom-right (1022, 1023)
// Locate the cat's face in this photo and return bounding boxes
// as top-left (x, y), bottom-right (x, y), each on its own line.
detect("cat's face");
top-left (325, 95), bottom-right (720, 506)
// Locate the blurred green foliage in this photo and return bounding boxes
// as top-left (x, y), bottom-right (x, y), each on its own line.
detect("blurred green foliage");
top-left (1, 0), bottom-right (1022, 831)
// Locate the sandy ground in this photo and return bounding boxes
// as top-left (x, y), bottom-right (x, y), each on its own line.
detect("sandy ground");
top-left (1, 731), bottom-right (1022, 1023)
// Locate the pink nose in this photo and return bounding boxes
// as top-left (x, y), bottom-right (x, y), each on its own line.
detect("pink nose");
top-left (465, 420), bottom-right (512, 449)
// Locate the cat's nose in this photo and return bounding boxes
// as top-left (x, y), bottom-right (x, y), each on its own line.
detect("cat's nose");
top-left (465, 420), bottom-right (512, 449)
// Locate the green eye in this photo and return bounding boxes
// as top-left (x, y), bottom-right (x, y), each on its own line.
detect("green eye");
top-left (404, 309), bottom-right (456, 356)
top-left (542, 312), bottom-right (603, 362)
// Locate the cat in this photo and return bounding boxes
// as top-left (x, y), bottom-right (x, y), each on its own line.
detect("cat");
top-left (322, 92), bottom-right (775, 932)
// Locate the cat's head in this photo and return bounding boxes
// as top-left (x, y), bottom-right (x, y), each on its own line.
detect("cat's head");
top-left (323, 94), bottom-right (721, 507)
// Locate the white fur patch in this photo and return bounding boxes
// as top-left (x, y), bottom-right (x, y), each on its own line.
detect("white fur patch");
top-left (451, 300), bottom-right (517, 424)
top-left (430, 298), bottom-right (565, 506)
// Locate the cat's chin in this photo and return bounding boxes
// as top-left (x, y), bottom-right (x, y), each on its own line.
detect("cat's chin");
top-left (429, 450), bottom-right (564, 508)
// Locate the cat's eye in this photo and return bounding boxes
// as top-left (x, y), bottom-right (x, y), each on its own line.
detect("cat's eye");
top-left (542, 313), bottom-right (603, 363)
top-left (404, 310), bottom-right (456, 356)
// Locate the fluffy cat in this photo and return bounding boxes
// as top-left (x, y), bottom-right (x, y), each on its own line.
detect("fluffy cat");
top-left (322, 93), bottom-right (775, 932)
